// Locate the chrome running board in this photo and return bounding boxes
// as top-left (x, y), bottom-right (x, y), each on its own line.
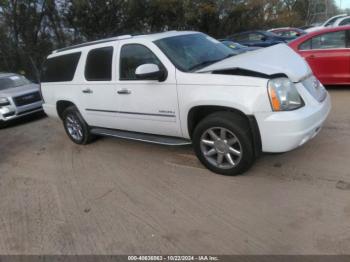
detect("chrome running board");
top-left (90, 128), bottom-right (191, 146)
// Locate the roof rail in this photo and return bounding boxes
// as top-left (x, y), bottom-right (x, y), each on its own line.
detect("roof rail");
top-left (53, 35), bottom-right (132, 54)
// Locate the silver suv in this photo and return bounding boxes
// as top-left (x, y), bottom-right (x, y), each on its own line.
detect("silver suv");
top-left (0, 73), bottom-right (43, 127)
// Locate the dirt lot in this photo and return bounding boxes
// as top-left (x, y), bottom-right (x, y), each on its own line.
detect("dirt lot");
top-left (0, 88), bottom-right (349, 255)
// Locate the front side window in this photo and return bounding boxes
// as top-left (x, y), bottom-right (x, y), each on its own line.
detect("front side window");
top-left (85, 46), bottom-right (113, 81)
top-left (0, 75), bottom-right (31, 90)
top-left (299, 31), bottom-right (346, 50)
top-left (155, 33), bottom-right (235, 72)
top-left (120, 44), bottom-right (162, 80)
top-left (299, 39), bottom-right (312, 50)
top-left (41, 52), bottom-right (81, 82)
top-left (311, 31), bottom-right (346, 49)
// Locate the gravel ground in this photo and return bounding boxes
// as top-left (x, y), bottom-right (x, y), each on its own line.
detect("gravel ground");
top-left (0, 88), bottom-right (349, 255)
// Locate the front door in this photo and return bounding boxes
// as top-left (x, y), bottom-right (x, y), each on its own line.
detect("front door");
top-left (114, 43), bottom-right (181, 137)
top-left (300, 30), bottom-right (350, 85)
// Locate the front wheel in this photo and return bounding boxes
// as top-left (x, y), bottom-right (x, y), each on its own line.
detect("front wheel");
top-left (193, 112), bottom-right (255, 176)
top-left (62, 106), bottom-right (93, 145)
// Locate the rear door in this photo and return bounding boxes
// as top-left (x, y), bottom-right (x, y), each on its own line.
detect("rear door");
top-left (78, 44), bottom-right (121, 129)
top-left (298, 30), bottom-right (350, 85)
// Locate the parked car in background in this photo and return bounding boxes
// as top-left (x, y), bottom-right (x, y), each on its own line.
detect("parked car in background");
top-left (219, 39), bottom-right (260, 53)
top-left (289, 25), bottom-right (350, 85)
top-left (332, 16), bottom-right (350, 27)
top-left (268, 27), bottom-right (306, 40)
top-left (0, 73), bottom-right (43, 127)
top-left (228, 30), bottom-right (287, 47)
top-left (41, 31), bottom-right (330, 176)
top-left (306, 14), bottom-right (348, 32)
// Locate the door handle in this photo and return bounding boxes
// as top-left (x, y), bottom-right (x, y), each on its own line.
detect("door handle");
top-left (82, 88), bottom-right (93, 94)
top-left (117, 89), bottom-right (131, 95)
top-left (307, 54), bottom-right (315, 59)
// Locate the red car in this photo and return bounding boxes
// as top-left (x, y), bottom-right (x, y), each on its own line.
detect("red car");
top-left (289, 26), bottom-right (350, 85)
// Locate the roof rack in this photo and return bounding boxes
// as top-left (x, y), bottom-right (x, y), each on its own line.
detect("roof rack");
top-left (53, 35), bottom-right (132, 54)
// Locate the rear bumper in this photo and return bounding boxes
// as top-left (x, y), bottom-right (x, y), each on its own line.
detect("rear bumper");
top-left (255, 93), bottom-right (331, 152)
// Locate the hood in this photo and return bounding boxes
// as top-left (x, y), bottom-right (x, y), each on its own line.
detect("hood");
top-left (197, 44), bottom-right (311, 82)
top-left (0, 83), bottom-right (40, 97)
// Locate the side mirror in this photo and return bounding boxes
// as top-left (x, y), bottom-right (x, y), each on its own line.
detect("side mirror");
top-left (135, 64), bottom-right (166, 81)
top-left (261, 37), bottom-right (267, 41)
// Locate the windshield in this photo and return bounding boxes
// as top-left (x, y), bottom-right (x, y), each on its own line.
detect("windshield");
top-left (154, 33), bottom-right (236, 72)
top-left (0, 75), bottom-right (31, 90)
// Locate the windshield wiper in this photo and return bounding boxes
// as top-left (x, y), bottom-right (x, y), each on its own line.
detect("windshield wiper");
top-left (189, 53), bottom-right (236, 72)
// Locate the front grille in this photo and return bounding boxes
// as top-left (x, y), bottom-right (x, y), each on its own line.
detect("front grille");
top-left (13, 92), bottom-right (42, 106)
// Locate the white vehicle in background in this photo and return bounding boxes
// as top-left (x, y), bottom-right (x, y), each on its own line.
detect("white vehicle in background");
top-left (306, 14), bottom-right (348, 32)
top-left (41, 31), bottom-right (331, 176)
top-left (332, 16), bottom-right (350, 27)
top-left (0, 73), bottom-right (43, 127)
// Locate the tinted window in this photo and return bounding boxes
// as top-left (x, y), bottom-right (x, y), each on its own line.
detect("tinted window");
top-left (0, 75), bottom-right (31, 90)
top-left (41, 52), bottom-right (81, 82)
top-left (85, 46), bottom-right (113, 81)
top-left (120, 44), bottom-right (162, 80)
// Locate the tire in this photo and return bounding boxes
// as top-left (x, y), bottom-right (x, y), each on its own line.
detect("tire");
top-left (192, 112), bottom-right (255, 176)
top-left (62, 106), bottom-right (93, 145)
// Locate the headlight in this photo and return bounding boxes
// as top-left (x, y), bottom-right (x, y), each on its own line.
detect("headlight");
top-left (267, 78), bottom-right (304, 111)
top-left (0, 97), bottom-right (10, 107)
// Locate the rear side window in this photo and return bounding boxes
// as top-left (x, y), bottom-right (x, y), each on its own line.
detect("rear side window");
top-left (41, 52), bottom-right (81, 82)
top-left (85, 46), bottom-right (113, 81)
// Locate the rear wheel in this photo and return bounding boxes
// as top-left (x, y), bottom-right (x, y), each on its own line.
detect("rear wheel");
top-left (62, 106), bottom-right (93, 145)
top-left (193, 112), bottom-right (255, 175)
top-left (0, 120), bottom-right (6, 129)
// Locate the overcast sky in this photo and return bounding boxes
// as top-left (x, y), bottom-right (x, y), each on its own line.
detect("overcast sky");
top-left (338, 0), bottom-right (350, 9)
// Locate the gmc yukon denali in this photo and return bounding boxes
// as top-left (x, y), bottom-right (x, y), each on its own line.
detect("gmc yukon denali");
top-left (40, 31), bottom-right (331, 175)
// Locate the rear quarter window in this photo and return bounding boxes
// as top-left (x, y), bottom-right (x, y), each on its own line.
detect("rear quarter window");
top-left (41, 52), bottom-right (81, 82)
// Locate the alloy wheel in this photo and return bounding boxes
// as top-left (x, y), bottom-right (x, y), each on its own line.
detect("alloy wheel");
top-left (66, 114), bottom-right (83, 141)
top-left (200, 127), bottom-right (242, 169)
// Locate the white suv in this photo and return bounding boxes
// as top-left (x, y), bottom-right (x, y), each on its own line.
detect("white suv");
top-left (41, 31), bottom-right (331, 175)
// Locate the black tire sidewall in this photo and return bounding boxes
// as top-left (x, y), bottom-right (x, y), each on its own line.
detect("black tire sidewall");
top-left (62, 106), bottom-right (91, 145)
top-left (193, 112), bottom-right (255, 176)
